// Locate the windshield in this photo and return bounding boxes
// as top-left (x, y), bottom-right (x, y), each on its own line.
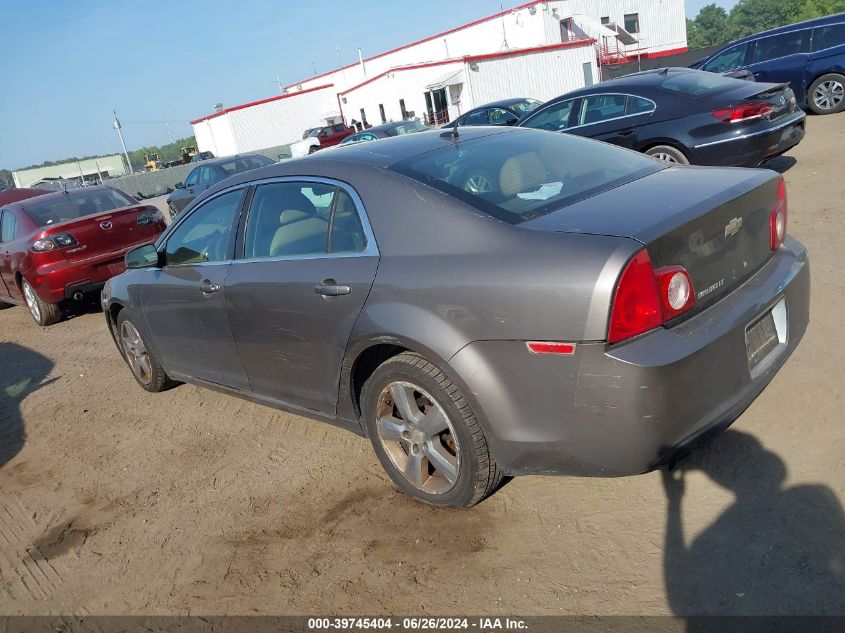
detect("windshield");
top-left (384, 121), bottom-right (428, 136)
top-left (24, 188), bottom-right (135, 227)
top-left (660, 71), bottom-right (741, 97)
top-left (510, 99), bottom-right (543, 114)
top-left (307, 128), bottom-right (322, 138)
top-left (389, 130), bottom-right (662, 225)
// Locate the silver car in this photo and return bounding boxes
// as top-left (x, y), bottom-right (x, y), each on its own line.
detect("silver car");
top-left (103, 127), bottom-right (809, 507)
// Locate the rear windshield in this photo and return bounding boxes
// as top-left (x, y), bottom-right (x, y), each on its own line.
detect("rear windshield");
top-left (660, 71), bottom-right (740, 97)
top-left (24, 188), bottom-right (135, 227)
top-left (389, 130), bottom-right (662, 224)
top-left (218, 155), bottom-right (274, 175)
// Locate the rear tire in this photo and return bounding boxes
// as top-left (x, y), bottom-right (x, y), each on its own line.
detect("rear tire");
top-left (645, 145), bottom-right (690, 165)
top-left (116, 312), bottom-right (174, 392)
top-left (361, 352), bottom-right (502, 508)
top-left (21, 279), bottom-right (61, 326)
top-left (807, 73), bottom-right (845, 115)
top-left (308, 146), bottom-right (319, 154)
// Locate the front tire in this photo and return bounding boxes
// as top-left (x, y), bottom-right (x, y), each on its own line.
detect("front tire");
top-left (645, 145), bottom-right (690, 165)
top-left (21, 279), bottom-right (61, 326)
top-left (116, 312), bottom-right (174, 392)
top-left (361, 352), bottom-right (502, 508)
top-left (807, 73), bottom-right (845, 114)
top-left (308, 146), bottom-right (319, 155)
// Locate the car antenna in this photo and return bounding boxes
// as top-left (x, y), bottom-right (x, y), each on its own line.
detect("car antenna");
top-left (658, 67), bottom-right (670, 75)
top-left (451, 118), bottom-right (459, 138)
top-left (440, 118), bottom-right (460, 141)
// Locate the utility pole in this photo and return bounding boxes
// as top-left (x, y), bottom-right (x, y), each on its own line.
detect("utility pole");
top-left (277, 75), bottom-right (284, 94)
top-left (113, 110), bottom-right (133, 174)
top-left (165, 120), bottom-right (174, 144)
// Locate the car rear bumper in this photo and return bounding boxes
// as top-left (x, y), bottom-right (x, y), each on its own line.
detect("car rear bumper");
top-left (448, 236), bottom-right (810, 476)
top-left (29, 239), bottom-right (155, 304)
top-left (690, 112), bottom-right (806, 167)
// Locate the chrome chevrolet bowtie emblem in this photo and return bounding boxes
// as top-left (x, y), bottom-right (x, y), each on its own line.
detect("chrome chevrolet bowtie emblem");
top-left (725, 217), bottom-right (742, 237)
top-left (100, 221), bottom-right (113, 231)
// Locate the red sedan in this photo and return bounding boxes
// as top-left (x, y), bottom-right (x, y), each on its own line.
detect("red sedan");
top-left (0, 186), bottom-right (166, 326)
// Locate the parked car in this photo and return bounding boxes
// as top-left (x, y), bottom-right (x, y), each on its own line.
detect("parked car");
top-left (338, 120), bottom-right (428, 146)
top-left (691, 13), bottom-right (845, 114)
top-left (442, 98), bottom-right (543, 127)
top-left (104, 127), bottom-right (808, 507)
top-left (289, 123), bottom-right (356, 157)
top-left (517, 67), bottom-right (806, 166)
top-left (166, 154), bottom-right (275, 215)
top-left (1, 186), bottom-right (165, 325)
top-left (190, 151), bottom-right (215, 162)
top-left (0, 187), bottom-right (48, 206)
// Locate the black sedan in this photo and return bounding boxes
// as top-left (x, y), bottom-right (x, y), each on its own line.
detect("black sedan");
top-left (338, 120), bottom-right (428, 146)
top-left (105, 127), bottom-right (808, 507)
top-left (166, 154), bottom-right (274, 216)
top-left (443, 98), bottom-right (542, 128)
top-left (518, 68), bottom-right (806, 166)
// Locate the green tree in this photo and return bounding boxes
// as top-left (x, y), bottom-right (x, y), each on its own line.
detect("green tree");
top-left (687, 4), bottom-right (731, 47)
top-left (797, 0), bottom-right (845, 20)
top-left (726, 0), bottom-right (804, 39)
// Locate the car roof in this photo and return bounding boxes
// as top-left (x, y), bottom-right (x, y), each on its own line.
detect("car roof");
top-left (191, 154), bottom-right (265, 167)
top-left (358, 121), bottom-right (421, 134)
top-left (713, 11), bottom-right (845, 50)
top-left (0, 185), bottom-right (122, 211)
top-left (0, 188), bottom-right (48, 206)
top-left (541, 67), bottom-right (705, 102)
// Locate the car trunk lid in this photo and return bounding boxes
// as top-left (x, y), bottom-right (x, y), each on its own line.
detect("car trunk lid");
top-left (523, 166), bottom-right (779, 310)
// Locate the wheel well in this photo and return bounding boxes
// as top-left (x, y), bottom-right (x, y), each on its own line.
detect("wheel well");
top-left (108, 303), bottom-right (124, 328)
top-left (350, 344), bottom-right (408, 416)
top-left (641, 140), bottom-right (687, 156)
top-left (14, 272), bottom-right (22, 290)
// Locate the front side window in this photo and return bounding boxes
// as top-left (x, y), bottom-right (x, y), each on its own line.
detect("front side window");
top-left (703, 43), bottom-right (748, 72)
top-left (489, 108), bottom-right (518, 126)
top-left (520, 100), bottom-right (574, 132)
top-left (243, 182), bottom-right (366, 259)
top-left (0, 211), bottom-right (16, 241)
top-left (465, 110), bottom-right (488, 125)
top-left (185, 168), bottom-right (200, 187)
top-left (165, 189), bottom-right (242, 266)
top-left (390, 130), bottom-right (662, 225)
top-left (750, 30), bottom-right (810, 64)
top-left (624, 13), bottom-right (639, 34)
top-left (199, 166), bottom-right (217, 184)
top-left (813, 23), bottom-right (845, 52)
top-left (24, 188), bottom-right (135, 227)
top-left (577, 94), bottom-right (627, 125)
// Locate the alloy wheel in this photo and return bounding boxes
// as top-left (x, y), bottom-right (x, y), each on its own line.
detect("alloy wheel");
top-left (813, 80), bottom-right (844, 111)
top-left (120, 320), bottom-right (153, 385)
top-left (652, 152), bottom-right (680, 164)
top-left (375, 381), bottom-right (460, 494)
top-left (22, 281), bottom-right (41, 322)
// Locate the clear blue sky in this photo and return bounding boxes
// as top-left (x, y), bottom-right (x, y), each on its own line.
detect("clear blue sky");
top-left (0, 0), bottom-right (737, 170)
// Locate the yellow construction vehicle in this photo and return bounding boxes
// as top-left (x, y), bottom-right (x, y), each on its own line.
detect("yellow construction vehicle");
top-left (180, 146), bottom-right (198, 164)
top-left (143, 153), bottom-right (161, 171)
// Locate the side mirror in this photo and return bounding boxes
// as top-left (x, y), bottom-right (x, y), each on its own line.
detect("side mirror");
top-left (175, 181), bottom-right (184, 189)
top-left (125, 243), bottom-right (161, 269)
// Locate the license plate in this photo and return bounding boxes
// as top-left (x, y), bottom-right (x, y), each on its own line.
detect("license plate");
top-left (746, 310), bottom-right (780, 371)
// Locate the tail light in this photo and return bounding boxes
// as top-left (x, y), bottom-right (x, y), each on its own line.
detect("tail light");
top-left (770, 177), bottom-right (787, 250)
top-left (712, 102), bottom-right (773, 123)
top-left (608, 250), bottom-right (696, 344)
top-left (31, 232), bottom-right (77, 252)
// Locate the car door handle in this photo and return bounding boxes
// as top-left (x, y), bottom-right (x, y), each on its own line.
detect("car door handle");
top-left (200, 279), bottom-right (221, 294)
top-left (314, 280), bottom-right (351, 297)
top-left (617, 128), bottom-right (636, 137)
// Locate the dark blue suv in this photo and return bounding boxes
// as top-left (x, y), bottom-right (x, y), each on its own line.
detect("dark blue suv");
top-left (692, 13), bottom-right (845, 114)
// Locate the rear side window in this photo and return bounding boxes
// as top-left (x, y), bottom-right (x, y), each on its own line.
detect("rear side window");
top-left (703, 43), bottom-right (748, 72)
top-left (24, 189), bottom-right (135, 227)
top-left (661, 71), bottom-right (740, 97)
top-left (243, 183), bottom-right (366, 259)
top-left (813, 23), bottom-right (845, 51)
top-left (577, 94), bottom-right (626, 125)
top-left (390, 130), bottom-right (662, 225)
top-left (0, 211), bottom-right (17, 241)
top-left (750, 30), bottom-right (811, 64)
top-left (627, 96), bottom-right (655, 114)
top-left (521, 100), bottom-right (574, 131)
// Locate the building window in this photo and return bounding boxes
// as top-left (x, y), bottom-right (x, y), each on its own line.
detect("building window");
top-left (399, 99), bottom-right (408, 120)
top-left (624, 13), bottom-right (639, 34)
top-left (600, 16), bottom-right (610, 25)
top-left (360, 108), bottom-right (368, 125)
top-left (378, 104), bottom-right (386, 123)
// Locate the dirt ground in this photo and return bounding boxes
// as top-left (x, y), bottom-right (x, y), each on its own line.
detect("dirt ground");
top-left (1, 115), bottom-right (844, 617)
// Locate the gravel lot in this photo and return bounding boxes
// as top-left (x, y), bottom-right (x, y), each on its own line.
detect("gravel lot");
top-left (1, 114), bottom-right (843, 616)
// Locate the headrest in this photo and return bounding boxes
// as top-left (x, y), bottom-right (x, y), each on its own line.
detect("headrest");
top-left (499, 152), bottom-right (546, 197)
top-left (280, 209), bottom-right (310, 224)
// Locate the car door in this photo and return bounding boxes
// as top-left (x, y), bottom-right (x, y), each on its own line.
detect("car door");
top-left (0, 209), bottom-right (19, 300)
top-left (568, 94), bottom-right (656, 150)
top-left (140, 187), bottom-right (250, 390)
top-left (224, 178), bottom-right (379, 414)
top-left (744, 29), bottom-right (812, 98)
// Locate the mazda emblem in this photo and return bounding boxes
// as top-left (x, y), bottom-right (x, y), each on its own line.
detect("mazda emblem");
top-left (100, 221), bottom-right (113, 231)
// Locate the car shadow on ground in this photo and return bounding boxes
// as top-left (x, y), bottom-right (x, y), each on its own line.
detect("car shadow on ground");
top-left (0, 342), bottom-right (55, 469)
top-left (662, 429), bottom-right (845, 621)
top-left (762, 155), bottom-right (798, 174)
top-left (60, 295), bottom-right (104, 322)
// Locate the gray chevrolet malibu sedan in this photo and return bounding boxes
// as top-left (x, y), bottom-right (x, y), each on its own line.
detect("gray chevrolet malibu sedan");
top-left (103, 127), bottom-right (809, 507)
